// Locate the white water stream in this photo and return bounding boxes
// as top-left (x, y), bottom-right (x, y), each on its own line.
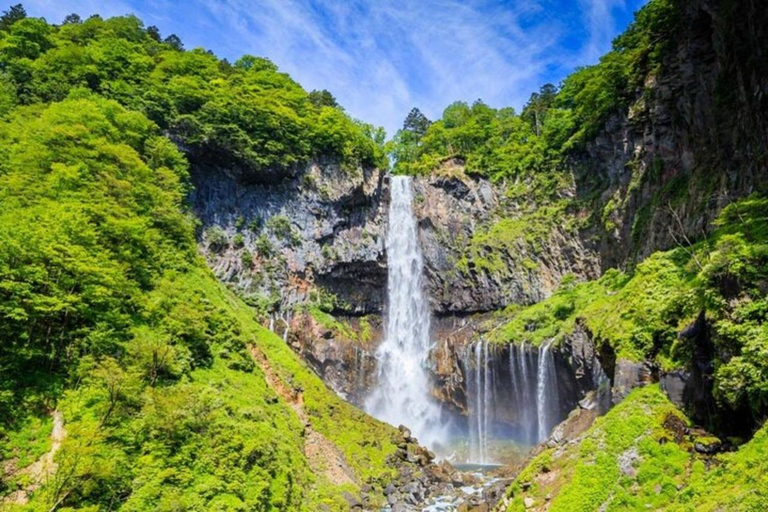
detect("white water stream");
top-left (365, 176), bottom-right (447, 449)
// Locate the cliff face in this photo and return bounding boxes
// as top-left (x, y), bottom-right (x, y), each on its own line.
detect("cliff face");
top-left (189, 162), bottom-right (388, 315)
top-left (579, 0), bottom-right (768, 267)
top-left (412, 172), bottom-right (600, 314)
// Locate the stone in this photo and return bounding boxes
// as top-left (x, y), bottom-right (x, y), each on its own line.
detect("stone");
top-left (618, 446), bottom-right (640, 477)
top-left (524, 496), bottom-right (535, 508)
top-left (612, 360), bottom-right (653, 405)
top-left (694, 437), bottom-right (722, 454)
top-left (342, 491), bottom-right (362, 510)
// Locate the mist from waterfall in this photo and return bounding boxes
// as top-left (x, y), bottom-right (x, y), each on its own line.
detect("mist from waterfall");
top-left (365, 176), bottom-right (447, 450)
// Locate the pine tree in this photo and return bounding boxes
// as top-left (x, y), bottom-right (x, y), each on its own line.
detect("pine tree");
top-left (0, 4), bottom-right (26, 31)
top-left (402, 107), bottom-right (431, 137)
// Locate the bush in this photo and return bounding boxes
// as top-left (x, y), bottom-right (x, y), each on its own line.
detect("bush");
top-left (206, 226), bottom-right (228, 253)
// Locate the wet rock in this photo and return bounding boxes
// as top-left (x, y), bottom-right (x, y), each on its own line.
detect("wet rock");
top-left (392, 502), bottom-right (408, 512)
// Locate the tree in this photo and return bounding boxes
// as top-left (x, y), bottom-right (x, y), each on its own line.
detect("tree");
top-left (0, 4), bottom-right (27, 32)
top-left (0, 3), bottom-right (25, 31)
top-left (147, 25), bottom-right (161, 41)
top-left (62, 13), bottom-right (81, 25)
top-left (402, 107), bottom-right (430, 136)
top-left (523, 83), bottom-right (557, 135)
top-left (163, 33), bottom-right (184, 51)
top-left (309, 89), bottom-right (339, 109)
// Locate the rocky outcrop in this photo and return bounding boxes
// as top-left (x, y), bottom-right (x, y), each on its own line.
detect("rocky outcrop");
top-left (660, 311), bottom-right (719, 429)
top-left (285, 311), bottom-right (381, 405)
top-left (412, 171), bottom-right (601, 314)
top-left (189, 161), bottom-right (388, 315)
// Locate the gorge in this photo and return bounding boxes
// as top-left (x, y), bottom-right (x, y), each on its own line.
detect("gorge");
top-left (0, 0), bottom-right (767, 510)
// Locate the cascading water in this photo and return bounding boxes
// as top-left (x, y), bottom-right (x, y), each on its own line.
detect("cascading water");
top-left (536, 339), bottom-right (559, 441)
top-left (365, 176), bottom-right (447, 449)
top-left (464, 340), bottom-right (564, 456)
top-left (465, 340), bottom-right (497, 463)
top-left (509, 343), bottom-right (537, 444)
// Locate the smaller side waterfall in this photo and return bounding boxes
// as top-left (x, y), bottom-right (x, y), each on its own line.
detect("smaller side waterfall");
top-left (536, 339), bottom-right (559, 441)
top-left (465, 340), bottom-right (496, 464)
top-left (509, 343), bottom-right (537, 444)
top-left (463, 339), bottom-right (576, 461)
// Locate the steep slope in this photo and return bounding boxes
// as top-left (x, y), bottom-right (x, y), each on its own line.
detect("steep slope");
top-left (0, 95), bottom-right (405, 510)
top-left (504, 385), bottom-right (768, 511)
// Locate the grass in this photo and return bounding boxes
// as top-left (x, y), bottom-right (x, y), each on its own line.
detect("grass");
top-left (506, 386), bottom-right (692, 511)
top-left (507, 384), bottom-right (768, 511)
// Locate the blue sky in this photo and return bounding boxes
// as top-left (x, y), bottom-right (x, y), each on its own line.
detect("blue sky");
top-left (21, 0), bottom-right (647, 136)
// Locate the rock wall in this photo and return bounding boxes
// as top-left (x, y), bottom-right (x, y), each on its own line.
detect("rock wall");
top-left (189, 161), bottom-right (388, 315)
top-left (412, 172), bottom-right (600, 314)
top-left (577, 0), bottom-right (768, 268)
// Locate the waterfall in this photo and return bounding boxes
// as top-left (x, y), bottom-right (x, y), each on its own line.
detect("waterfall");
top-left (365, 176), bottom-right (446, 449)
top-left (509, 343), bottom-right (536, 444)
top-left (536, 339), bottom-right (559, 442)
top-left (505, 340), bottom-right (563, 445)
top-left (466, 340), bottom-right (496, 464)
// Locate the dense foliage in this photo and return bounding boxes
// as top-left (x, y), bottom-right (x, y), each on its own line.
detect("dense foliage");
top-left (0, 7), bottom-right (398, 510)
top-left (390, 0), bottom-right (679, 179)
top-left (0, 9), bottom-right (387, 176)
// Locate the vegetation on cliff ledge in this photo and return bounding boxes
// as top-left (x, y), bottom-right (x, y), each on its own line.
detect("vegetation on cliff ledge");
top-left (506, 385), bottom-right (768, 511)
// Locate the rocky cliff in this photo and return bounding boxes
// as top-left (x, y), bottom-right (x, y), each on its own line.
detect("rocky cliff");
top-left (577, 0), bottom-right (768, 267)
top-left (189, 161), bottom-right (388, 315)
top-left (188, 0), bottom-right (767, 447)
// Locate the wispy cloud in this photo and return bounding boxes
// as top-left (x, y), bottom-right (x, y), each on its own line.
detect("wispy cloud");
top-left (21, 0), bottom-right (647, 135)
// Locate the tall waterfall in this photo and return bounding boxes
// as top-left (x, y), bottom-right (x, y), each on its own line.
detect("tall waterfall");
top-left (365, 176), bottom-right (446, 449)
